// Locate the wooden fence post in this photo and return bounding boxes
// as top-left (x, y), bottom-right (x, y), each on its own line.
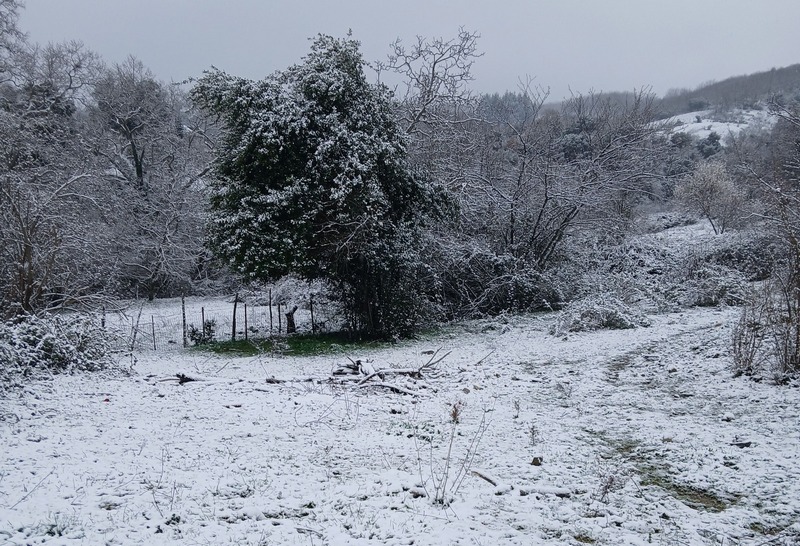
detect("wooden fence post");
top-left (130, 304), bottom-right (143, 352)
top-left (231, 293), bottom-right (239, 341)
top-left (244, 302), bottom-right (248, 341)
top-left (269, 289), bottom-right (273, 335)
top-left (278, 303), bottom-right (282, 334)
top-left (181, 295), bottom-right (187, 348)
top-left (310, 295), bottom-right (316, 334)
top-left (151, 315), bottom-right (156, 350)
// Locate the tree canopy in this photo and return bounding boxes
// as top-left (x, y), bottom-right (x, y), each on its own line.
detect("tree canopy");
top-left (191, 35), bottom-right (442, 337)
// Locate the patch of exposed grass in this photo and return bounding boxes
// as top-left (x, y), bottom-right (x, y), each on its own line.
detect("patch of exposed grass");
top-left (638, 466), bottom-right (738, 513)
top-left (748, 522), bottom-right (786, 536)
top-left (192, 332), bottom-right (392, 357)
top-left (583, 431), bottom-right (738, 513)
top-left (582, 429), bottom-right (642, 460)
top-left (201, 339), bottom-right (266, 356)
top-left (279, 332), bottom-right (392, 356)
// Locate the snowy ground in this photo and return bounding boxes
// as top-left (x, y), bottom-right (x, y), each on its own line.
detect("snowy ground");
top-left (2, 304), bottom-right (799, 545)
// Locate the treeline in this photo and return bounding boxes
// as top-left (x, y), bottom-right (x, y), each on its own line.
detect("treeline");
top-left (1, 2), bottom-right (223, 317)
top-left (657, 63), bottom-right (800, 117)
top-left (1, 1), bottom-right (799, 360)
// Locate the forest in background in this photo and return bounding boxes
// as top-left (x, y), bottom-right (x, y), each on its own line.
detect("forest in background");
top-left (1, 1), bottom-right (799, 377)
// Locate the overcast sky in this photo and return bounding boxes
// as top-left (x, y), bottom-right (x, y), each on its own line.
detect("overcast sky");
top-left (18, 0), bottom-right (800, 101)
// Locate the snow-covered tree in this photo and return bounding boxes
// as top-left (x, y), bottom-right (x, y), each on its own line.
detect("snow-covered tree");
top-left (88, 57), bottom-right (213, 299)
top-left (676, 160), bottom-right (744, 234)
top-left (0, 38), bottom-right (107, 316)
top-left (0, 0), bottom-right (24, 74)
top-left (191, 35), bottom-right (442, 337)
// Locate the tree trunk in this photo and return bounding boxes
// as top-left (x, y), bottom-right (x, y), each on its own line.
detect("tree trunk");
top-left (285, 305), bottom-right (298, 334)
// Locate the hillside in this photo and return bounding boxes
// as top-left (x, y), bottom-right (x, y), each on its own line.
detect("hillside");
top-left (657, 63), bottom-right (800, 118)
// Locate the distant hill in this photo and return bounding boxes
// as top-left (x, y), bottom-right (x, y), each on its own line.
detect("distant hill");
top-left (655, 63), bottom-right (800, 119)
top-left (485, 64), bottom-right (800, 125)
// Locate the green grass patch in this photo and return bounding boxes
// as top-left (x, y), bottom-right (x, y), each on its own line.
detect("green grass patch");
top-left (191, 332), bottom-right (393, 357)
top-left (638, 466), bottom-right (738, 513)
top-left (200, 339), bottom-right (267, 356)
top-left (582, 431), bottom-right (738, 513)
top-left (748, 522), bottom-right (786, 536)
top-left (279, 332), bottom-right (391, 356)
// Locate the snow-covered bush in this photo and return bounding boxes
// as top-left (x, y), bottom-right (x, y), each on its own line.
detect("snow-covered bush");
top-left (559, 235), bottom-right (679, 313)
top-left (187, 319), bottom-right (216, 346)
top-left (675, 161), bottom-right (745, 234)
top-left (674, 264), bottom-right (751, 307)
top-left (732, 271), bottom-right (800, 381)
top-left (0, 314), bottom-right (114, 382)
top-left (550, 295), bottom-right (651, 336)
top-left (713, 240), bottom-right (780, 282)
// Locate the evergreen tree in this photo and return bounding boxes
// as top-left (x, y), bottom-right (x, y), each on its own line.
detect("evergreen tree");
top-left (191, 35), bottom-right (442, 337)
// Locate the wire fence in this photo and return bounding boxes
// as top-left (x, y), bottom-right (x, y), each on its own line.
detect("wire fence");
top-left (102, 294), bottom-right (336, 352)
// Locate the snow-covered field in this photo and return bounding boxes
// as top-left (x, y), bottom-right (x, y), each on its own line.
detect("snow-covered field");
top-left (2, 304), bottom-right (799, 545)
top-left (666, 108), bottom-right (775, 142)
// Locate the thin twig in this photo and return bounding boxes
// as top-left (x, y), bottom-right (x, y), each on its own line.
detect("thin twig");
top-left (10, 468), bottom-right (55, 509)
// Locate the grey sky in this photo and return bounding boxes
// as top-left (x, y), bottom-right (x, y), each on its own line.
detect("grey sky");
top-left (18, 0), bottom-right (800, 101)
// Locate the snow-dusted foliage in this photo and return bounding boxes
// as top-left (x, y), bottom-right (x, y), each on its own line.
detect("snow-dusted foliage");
top-left (672, 263), bottom-right (751, 308)
top-left (550, 294), bottom-right (651, 336)
top-left (0, 314), bottom-right (113, 384)
top-left (191, 35), bottom-right (443, 337)
top-left (425, 234), bottom-right (564, 318)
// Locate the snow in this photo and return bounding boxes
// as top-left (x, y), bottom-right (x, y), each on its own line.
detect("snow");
top-left (2, 303), bottom-right (799, 545)
top-left (666, 108), bottom-right (776, 142)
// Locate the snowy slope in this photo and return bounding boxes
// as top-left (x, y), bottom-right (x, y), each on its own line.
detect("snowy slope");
top-left (665, 108), bottom-right (776, 142)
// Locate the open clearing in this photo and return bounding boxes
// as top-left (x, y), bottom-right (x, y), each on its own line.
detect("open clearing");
top-left (1, 306), bottom-right (799, 545)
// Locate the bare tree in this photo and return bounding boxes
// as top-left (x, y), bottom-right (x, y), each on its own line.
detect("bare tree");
top-left (377, 28), bottom-right (481, 136)
top-left (0, 39), bottom-right (108, 316)
top-left (88, 57), bottom-right (214, 299)
top-left (472, 88), bottom-right (665, 266)
top-left (676, 160), bottom-right (745, 234)
top-left (0, 0), bottom-right (24, 77)
top-left (424, 87), bottom-right (667, 316)
top-left (730, 97), bottom-right (800, 378)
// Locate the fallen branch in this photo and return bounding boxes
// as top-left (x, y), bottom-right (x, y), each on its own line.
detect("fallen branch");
top-left (471, 470), bottom-right (498, 487)
top-left (358, 382), bottom-right (418, 396)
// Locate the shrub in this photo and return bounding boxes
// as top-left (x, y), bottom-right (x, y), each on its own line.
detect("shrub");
top-left (675, 264), bottom-right (751, 307)
top-left (187, 319), bottom-right (216, 345)
top-left (430, 241), bottom-right (563, 319)
top-left (703, 235), bottom-right (781, 282)
top-left (675, 161), bottom-right (745, 234)
top-left (732, 272), bottom-right (800, 381)
top-left (550, 295), bottom-right (651, 336)
top-left (0, 314), bottom-right (114, 383)
top-left (560, 235), bottom-right (679, 314)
